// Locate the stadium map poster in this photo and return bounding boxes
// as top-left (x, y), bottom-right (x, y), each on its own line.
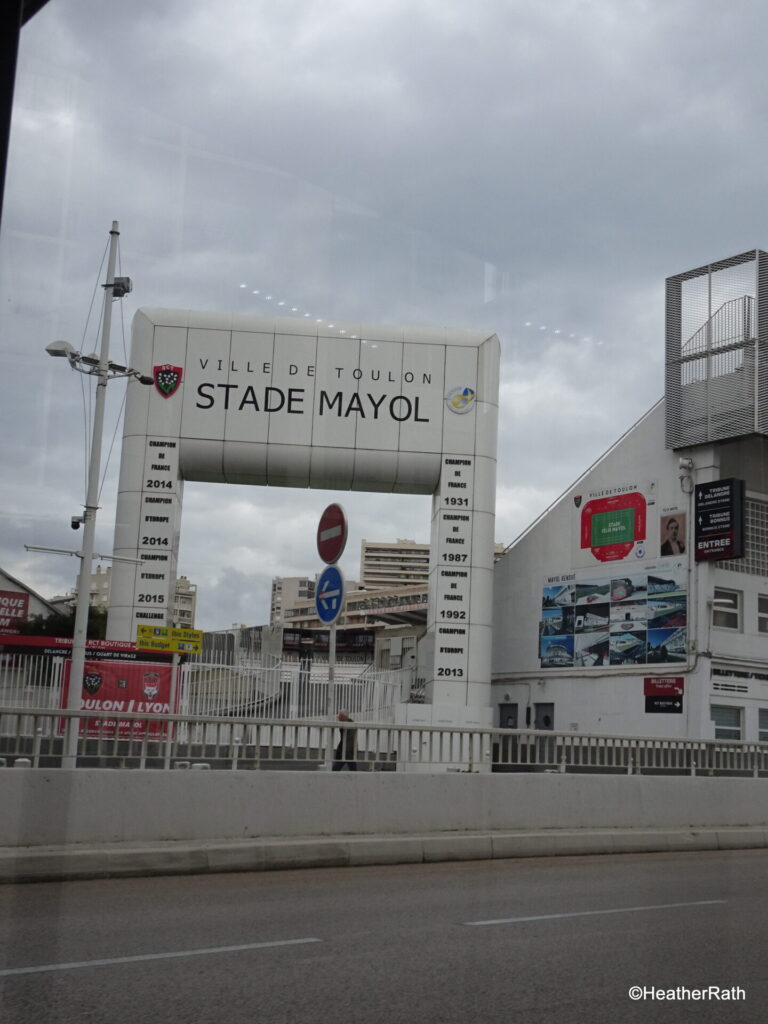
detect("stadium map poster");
top-left (576, 483), bottom-right (648, 564)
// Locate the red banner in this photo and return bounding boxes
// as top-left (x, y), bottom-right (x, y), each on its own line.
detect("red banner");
top-left (59, 659), bottom-right (176, 738)
top-left (0, 633), bottom-right (174, 661)
top-left (0, 592), bottom-right (30, 633)
top-left (644, 676), bottom-right (685, 696)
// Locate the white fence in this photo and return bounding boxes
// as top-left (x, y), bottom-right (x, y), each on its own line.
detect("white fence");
top-left (0, 653), bottom-right (63, 711)
top-left (0, 653), bottom-right (406, 727)
top-left (181, 660), bottom-right (405, 722)
top-left (2, 706), bottom-right (768, 776)
top-left (2, 653), bottom-right (767, 776)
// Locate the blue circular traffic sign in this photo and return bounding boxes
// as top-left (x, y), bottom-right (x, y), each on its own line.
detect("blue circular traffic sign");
top-left (315, 565), bottom-right (345, 625)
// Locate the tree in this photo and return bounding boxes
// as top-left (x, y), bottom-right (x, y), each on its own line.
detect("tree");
top-left (18, 606), bottom-right (108, 639)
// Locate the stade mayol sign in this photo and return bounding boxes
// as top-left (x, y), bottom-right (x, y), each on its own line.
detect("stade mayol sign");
top-left (107, 308), bottom-right (500, 719)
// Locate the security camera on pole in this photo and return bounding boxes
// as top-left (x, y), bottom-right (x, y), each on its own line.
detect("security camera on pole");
top-left (316, 503), bottom-right (347, 768)
top-left (29, 222), bottom-right (153, 768)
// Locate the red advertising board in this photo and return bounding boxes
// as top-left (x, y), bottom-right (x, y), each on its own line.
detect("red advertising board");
top-left (0, 591), bottom-right (30, 633)
top-left (644, 676), bottom-right (685, 697)
top-left (59, 659), bottom-right (176, 738)
top-left (0, 633), bottom-right (174, 661)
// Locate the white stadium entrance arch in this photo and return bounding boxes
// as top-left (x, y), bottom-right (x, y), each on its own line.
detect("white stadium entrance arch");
top-left (108, 309), bottom-right (499, 727)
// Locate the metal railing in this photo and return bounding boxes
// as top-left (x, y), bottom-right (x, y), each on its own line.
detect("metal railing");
top-left (0, 655), bottom-right (407, 726)
top-left (181, 661), bottom-right (405, 721)
top-left (0, 654), bottom-right (66, 711)
top-left (1, 707), bottom-right (767, 776)
top-left (681, 294), bottom-right (755, 358)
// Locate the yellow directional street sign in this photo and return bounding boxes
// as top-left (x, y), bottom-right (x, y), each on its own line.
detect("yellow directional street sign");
top-left (136, 625), bottom-right (203, 654)
top-left (136, 638), bottom-right (175, 652)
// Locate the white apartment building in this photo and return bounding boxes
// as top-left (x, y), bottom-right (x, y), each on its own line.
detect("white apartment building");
top-left (359, 539), bottom-right (430, 589)
top-left (284, 582), bottom-right (428, 630)
top-left (173, 575), bottom-right (198, 628)
top-left (64, 566), bottom-right (197, 629)
top-left (270, 576), bottom-right (316, 626)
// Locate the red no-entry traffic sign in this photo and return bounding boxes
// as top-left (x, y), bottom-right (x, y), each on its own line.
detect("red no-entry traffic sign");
top-left (317, 503), bottom-right (348, 565)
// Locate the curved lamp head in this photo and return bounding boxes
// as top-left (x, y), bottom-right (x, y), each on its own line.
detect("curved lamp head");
top-left (45, 340), bottom-right (77, 358)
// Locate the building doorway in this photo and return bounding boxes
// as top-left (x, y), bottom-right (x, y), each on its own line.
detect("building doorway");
top-left (499, 703), bottom-right (518, 729)
top-left (534, 702), bottom-right (554, 730)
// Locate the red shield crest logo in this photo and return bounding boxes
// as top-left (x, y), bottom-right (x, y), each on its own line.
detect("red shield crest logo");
top-left (154, 365), bottom-right (183, 398)
top-left (83, 672), bottom-right (102, 695)
top-left (143, 672), bottom-right (161, 701)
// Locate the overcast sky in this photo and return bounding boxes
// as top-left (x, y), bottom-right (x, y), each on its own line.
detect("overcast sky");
top-left (2, 0), bottom-right (766, 630)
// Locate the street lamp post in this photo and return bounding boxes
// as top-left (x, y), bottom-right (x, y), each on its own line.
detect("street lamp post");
top-left (45, 220), bottom-right (152, 769)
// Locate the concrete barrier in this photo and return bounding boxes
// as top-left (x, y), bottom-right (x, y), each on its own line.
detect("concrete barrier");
top-left (2, 770), bottom-right (767, 848)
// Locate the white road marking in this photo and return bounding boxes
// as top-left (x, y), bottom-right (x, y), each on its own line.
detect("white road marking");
top-left (0, 937), bottom-right (321, 977)
top-left (465, 899), bottom-right (726, 927)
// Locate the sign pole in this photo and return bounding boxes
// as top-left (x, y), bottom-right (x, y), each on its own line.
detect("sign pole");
top-left (164, 652), bottom-right (181, 768)
top-left (316, 503), bottom-right (348, 770)
top-left (326, 622), bottom-right (337, 768)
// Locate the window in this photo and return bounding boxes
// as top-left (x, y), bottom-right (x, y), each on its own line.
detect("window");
top-left (711, 705), bottom-right (742, 740)
top-left (760, 709), bottom-right (768, 743)
top-left (759, 596), bottom-right (768, 633)
top-left (712, 588), bottom-right (740, 629)
top-left (719, 498), bottom-right (768, 576)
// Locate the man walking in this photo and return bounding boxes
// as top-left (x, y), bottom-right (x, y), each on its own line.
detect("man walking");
top-left (333, 711), bottom-right (357, 771)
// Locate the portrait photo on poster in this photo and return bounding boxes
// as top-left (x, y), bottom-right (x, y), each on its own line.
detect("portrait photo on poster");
top-left (660, 513), bottom-right (686, 556)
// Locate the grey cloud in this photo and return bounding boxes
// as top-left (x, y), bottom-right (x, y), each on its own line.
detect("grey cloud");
top-left (5, 0), bottom-right (768, 627)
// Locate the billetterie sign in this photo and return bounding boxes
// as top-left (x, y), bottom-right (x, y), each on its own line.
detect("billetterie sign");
top-left (108, 309), bottom-right (500, 726)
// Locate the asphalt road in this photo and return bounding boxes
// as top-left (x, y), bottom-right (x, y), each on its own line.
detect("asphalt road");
top-left (1, 849), bottom-right (765, 1024)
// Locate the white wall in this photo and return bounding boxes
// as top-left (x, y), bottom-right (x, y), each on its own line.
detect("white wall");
top-left (492, 402), bottom-right (703, 737)
top-left (491, 400), bottom-right (768, 743)
top-left (2, 771), bottom-right (766, 847)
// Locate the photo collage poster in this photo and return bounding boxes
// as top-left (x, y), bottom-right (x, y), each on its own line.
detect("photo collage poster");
top-left (540, 567), bottom-right (687, 668)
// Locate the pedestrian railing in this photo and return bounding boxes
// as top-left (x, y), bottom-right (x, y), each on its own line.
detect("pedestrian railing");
top-left (179, 660), bottom-right (407, 722)
top-left (1, 707), bottom-right (767, 776)
top-left (0, 655), bottom-right (405, 727)
top-left (0, 654), bottom-right (65, 711)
